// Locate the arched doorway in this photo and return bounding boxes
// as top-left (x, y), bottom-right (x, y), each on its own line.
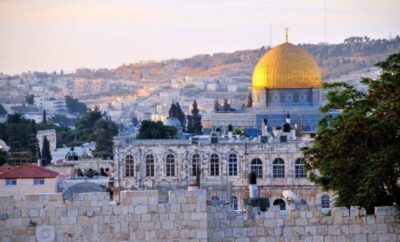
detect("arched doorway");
top-left (273, 199), bottom-right (286, 210)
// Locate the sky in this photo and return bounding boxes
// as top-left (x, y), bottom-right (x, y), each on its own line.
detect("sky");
top-left (0, 0), bottom-right (399, 75)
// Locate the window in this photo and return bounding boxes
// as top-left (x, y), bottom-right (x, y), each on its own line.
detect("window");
top-left (145, 154), bottom-right (155, 177)
top-left (33, 178), bottom-right (45, 185)
top-left (125, 155), bottom-right (134, 177)
top-left (192, 154), bottom-right (200, 176)
top-left (210, 154), bottom-right (219, 176)
top-left (251, 158), bottom-right (263, 178)
top-left (273, 158), bottom-right (285, 178)
top-left (295, 158), bottom-right (307, 178)
top-left (230, 195), bottom-right (238, 210)
top-left (166, 154), bottom-right (175, 177)
top-left (321, 195), bottom-right (330, 209)
top-left (228, 154), bottom-right (238, 176)
top-left (5, 179), bottom-right (16, 186)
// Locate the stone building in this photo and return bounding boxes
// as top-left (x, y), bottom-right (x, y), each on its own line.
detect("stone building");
top-left (114, 36), bottom-right (333, 211)
top-left (114, 128), bottom-right (332, 211)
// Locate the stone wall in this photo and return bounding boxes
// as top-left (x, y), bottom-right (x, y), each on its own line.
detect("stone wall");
top-left (0, 189), bottom-right (399, 242)
top-left (207, 205), bottom-right (399, 242)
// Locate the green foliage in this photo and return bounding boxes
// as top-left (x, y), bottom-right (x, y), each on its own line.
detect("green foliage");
top-left (74, 106), bottom-right (103, 142)
top-left (93, 119), bottom-right (118, 159)
top-left (0, 114), bottom-right (38, 163)
top-left (25, 94), bottom-right (34, 105)
top-left (0, 104), bottom-right (7, 116)
top-left (0, 150), bottom-right (7, 166)
top-left (49, 114), bottom-right (76, 127)
top-left (41, 136), bottom-right (52, 166)
top-left (168, 102), bottom-right (186, 131)
top-left (187, 100), bottom-right (203, 135)
top-left (74, 107), bottom-right (117, 158)
top-left (303, 53), bottom-right (400, 213)
top-left (65, 95), bottom-right (87, 115)
top-left (137, 120), bottom-right (177, 139)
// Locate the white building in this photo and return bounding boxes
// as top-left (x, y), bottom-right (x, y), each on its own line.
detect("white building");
top-left (37, 129), bottom-right (57, 152)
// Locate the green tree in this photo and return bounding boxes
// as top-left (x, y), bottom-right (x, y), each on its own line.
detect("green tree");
top-left (303, 53), bottom-right (400, 213)
top-left (92, 118), bottom-right (118, 159)
top-left (41, 136), bottom-right (52, 166)
top-left (74, 106), bottom-right (103, 142)
top-left (187, 100), bottom-right (203, 135)
top-left (168, 102), bottom-right (186, 131)
top-left (0, 104), bottom-right (7, 116)
top-left (137, 120), bottom-right (177, 139)
top-left (65, 96), bottom-right (88, 115)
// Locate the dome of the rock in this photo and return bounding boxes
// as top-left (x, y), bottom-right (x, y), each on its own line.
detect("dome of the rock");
top-left (252, 42), bottom-right (321, 89)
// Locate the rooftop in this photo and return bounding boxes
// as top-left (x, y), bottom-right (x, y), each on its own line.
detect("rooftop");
top-left (0, 163), bottom-right (59, 179)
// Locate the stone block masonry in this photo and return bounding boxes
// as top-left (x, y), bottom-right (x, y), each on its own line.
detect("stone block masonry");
top-left (0, 190), bottom-right (399, 242)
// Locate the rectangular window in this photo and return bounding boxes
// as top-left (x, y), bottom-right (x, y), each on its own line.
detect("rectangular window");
top-left (33, 178), bottom-right (45, 185)
top-left (5, 179), bottom-right (17, 186)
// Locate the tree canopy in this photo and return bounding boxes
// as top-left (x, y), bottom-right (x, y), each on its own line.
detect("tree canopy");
top-left (65, 95), bottom-right (88, 115)
top-left (168, 102), bottom-right (186, 131)
top-left (187, 100), bottom-right (203, 135)
top-left (137, 120), bottom-right (177, 139)
top-left (303, 53), bottom-right (400, 213)
top-left (41, 136), bottom-right (52, 166)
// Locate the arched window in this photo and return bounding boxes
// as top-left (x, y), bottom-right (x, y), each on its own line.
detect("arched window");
top-left (251, 158), bottom-right (263, 178)
top-left (230, 195), bottom-right (238, 210)
top-left (228, 154), bottom-right (238, 176)
top-left (125, 155), bottom-right (134, 177)
top-left (295, 158), bottom-right (307, 178)
top-left (192, 154), bottom-right (200, 176)
top-left (321, 195), bottom-right (330, 209)
top-left (166, 154), bottom-right (175, 177)
top-left (145, 154), bottom-right (155, 177)
top-left (273, 199), bottom-right (286, 210)
top-left (273, 158), bottom-right (285, 178)
top-left (210, 154), bottom-right (219, 176)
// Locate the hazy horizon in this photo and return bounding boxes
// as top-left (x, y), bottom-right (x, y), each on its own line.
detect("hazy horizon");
top-left (1, 0), bottom-right (399, 75)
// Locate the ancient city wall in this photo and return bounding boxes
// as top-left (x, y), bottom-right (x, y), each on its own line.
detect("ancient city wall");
top-left (0, 189), bottom-right (399, 242)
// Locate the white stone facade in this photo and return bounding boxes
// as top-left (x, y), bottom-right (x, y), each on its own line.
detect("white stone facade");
top-left (37, 129), bottom-right (57, 153)
top-left (114, 138), bottom-right (332, 210)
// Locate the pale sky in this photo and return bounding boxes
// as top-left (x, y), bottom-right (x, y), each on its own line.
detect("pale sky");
top-left (0, 0), bottom-right (399, 74)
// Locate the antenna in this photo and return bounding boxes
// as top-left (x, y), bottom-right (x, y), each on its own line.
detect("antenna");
top-left (284, 27), bottom-right (289, 43)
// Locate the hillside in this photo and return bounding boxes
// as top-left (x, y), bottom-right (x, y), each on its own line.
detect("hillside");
top-left (112, 36), bottom-right (400, 81)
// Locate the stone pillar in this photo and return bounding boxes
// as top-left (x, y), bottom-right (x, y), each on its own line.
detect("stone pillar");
top-left (252, 88), bottom-right (266, 108)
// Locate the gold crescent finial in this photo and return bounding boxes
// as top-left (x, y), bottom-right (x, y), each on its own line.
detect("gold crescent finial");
top-left (284, 27), bottom-right (289, 43)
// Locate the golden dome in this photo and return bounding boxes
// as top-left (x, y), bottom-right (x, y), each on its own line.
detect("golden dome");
top-left (252, 42), bottom-right (321, 89)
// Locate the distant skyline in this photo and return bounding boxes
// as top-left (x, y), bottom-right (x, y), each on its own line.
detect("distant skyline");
top-left (0, 0), bottom-right (399, 75)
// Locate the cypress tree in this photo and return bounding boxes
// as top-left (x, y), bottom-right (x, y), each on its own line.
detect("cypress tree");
top-left (41, 136), bottom-right (52, 166)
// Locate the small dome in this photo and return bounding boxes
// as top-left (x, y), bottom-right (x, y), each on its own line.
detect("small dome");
top-left (164, 117), bottom-right (181, 130)
top-left (252, 42), bottom-right (321, 89)
top-left (63, 181), bottom-right (108, 201)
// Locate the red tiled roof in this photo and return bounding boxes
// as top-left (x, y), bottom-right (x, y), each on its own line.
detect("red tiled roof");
top-left (0, 163), bottom-right (59, 179)
top-left (0, 163), bottom-right (15, 174)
